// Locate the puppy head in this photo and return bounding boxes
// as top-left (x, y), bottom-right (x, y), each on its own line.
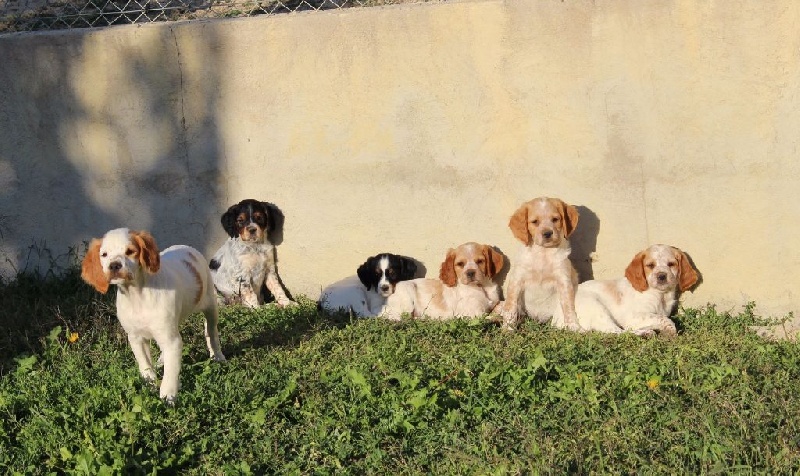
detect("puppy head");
top-left (221, 199), bottom-right (281, 243)
top-left (508, 197), bottom-right (579, 247)
top-left (357, 253), bottom-right (418, 297)
top-left (439, 242), bottom-right (503, 287)
top-left (81, 228), bottom-right (161, 292)
top-left (625, 244), bottom-right (699, 293)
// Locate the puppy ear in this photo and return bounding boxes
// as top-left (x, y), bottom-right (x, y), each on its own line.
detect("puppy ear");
top-left (220, 205), bottom-right (239, 238)
top-left (439, 249), bottom-right (458, 287)
top-left (357, 258), bottom-right (374, 290)
top-left (131, 231), bottom-right (161, 274)
top-left (559, 200), bottom-right (580, 238)
top-left (508, 204), bottom-right (530, 245)
top-left (262, 202), bottom-right (284, 236)
top-left (676, 249), bottom-right (699, 292)
top-left (400, 257), bottom-right (417, 280)
top-left (81, 238), bottom-right (109, 294)
top-left (624, 251), bottom-right (649, 292)
top-left (483, 246), bottom-right (505, 278)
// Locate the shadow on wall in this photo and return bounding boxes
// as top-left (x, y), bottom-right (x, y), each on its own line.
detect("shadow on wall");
top-left (570, 205), bottom-right (600, 282)
top-left (0, 23), bottom-right (226, 361)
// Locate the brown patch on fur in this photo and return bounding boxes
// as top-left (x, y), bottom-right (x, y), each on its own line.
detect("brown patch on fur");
top-left (130, 231), bottom-right (161, 274)
top-left (558, 199), bottom-right (580, 238)
top-left (675, 248), bottom-right (699, 292)
top-left (183, 259), bottom-right (204, 304)
top-left (483, 246), bottom-right (505, 278)
top-left (508, 204), bottom-right (530, 245)
top-left (625, 251), bottom-right (649, 292)
top-left (439, 249), bottom-right (458, 287)
top-left (81, 238), bottom-right (110, 294)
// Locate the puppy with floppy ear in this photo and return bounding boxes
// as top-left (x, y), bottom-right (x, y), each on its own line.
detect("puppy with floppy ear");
top-left (81, 228), bottom-right (226, 404)
top-left (552, 244), bottom-right (699, 335)
top-left (382, 242), bottom-right (505, 320)
top-left (497, 197), bottom-right (582, 331)
top-left (320, 253), bottom-right (419, 317)
top-left (210, 199), bottom-right (295, 307)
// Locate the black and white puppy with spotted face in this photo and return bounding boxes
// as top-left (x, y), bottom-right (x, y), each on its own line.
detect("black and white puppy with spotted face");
top-left (209, 199), bottom-right (295, 308)
top-left (319, 253), bottom-right (418, 317)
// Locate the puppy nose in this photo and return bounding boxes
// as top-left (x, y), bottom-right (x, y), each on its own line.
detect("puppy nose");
top-left (542, 230), bottom-right (553, 239)
top-left (656, 272), bottom-right (667, 282)
top-left (465, 270), bottom-right (476, 279)
top-left (380, 284), bottom-right (390, 292)
top-left (109, 261), bottom-right (122, 272)
top-left (247, 225), bottom-right (257, 233)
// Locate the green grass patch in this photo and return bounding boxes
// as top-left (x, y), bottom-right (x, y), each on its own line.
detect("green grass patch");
top-left (1, 269), bottom-right (799, 474)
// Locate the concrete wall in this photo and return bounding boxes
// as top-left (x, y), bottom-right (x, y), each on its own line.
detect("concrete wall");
top-left (1, 0), bottom-right (798, 318)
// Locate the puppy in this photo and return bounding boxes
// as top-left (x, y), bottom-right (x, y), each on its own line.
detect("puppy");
top-left (209, 199), bottom-right (295, 307)
top-left (552, 244), bottom-right (699, 336)
top-left (497, 197), bottom-right (581, 331)
top-left (81, 228), bottom-right (226, 403)
top-left (319, 253), bottom-right (418, 317)
top-left (382, 242), bottom-right (505, 320)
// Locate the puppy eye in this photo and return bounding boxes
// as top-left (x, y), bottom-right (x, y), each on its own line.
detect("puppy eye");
top-left (552, 217), bottom-right (560, 222)
top-left (125, 248), bottom-right (135, 256)
top-left (531, 219), bottom-right (539, 225)
top-left (387, 270), bottom-right (396, 277)
top-left (646, 263), bottom-right (656, 269)
top-left (101, 252), bottom-right (108, 258)
top-left (668, 262), bottom-right (677, 267)
top-left (476, 259), bottom-right (485, 264)
top-left (455, 261), bottom-right (466, 268)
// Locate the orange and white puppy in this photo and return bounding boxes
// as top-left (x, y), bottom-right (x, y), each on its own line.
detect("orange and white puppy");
top-left (382, 242), bottom-right (505, 320)
top-left (81, 228), bottom-right (226, 404)
top-left (552, 244), bottom-right (699, 336)
top-left (497, 197), bottom-right (581, 331)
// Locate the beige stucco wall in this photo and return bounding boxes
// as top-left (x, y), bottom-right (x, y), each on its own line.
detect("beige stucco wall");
top-left (0, 0), bottom-right (798, 318)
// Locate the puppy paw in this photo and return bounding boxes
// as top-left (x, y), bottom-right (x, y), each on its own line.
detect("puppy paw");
top-left (562, 321), bottom-right (585, 333)
top-left (161, 394), bottom-right (178, 406)
top-left (278, 299), bottom-right (298, 307)
top-left (211, 352), bottom-right (227, 362)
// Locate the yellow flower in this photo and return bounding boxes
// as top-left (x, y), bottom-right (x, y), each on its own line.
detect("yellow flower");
top-left (646, 378), bottom-right (660, 390)
top-left (68, 332), bottom-right (79, 343)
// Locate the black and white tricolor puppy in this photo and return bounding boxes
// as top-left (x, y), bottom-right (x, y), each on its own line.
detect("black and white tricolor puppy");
top-left (209, 199), bottom-right (295, 307)
top-left (319, 253), bottom-right (418, 317)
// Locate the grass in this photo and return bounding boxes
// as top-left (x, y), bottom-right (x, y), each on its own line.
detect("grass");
top-left (1, 268), bottom-right (800, 474)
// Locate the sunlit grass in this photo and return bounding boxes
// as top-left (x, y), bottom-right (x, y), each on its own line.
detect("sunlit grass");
top-left (1, 269), bottom-right (799, 473)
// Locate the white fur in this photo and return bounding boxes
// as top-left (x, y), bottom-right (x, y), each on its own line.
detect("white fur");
top-left (552, 244), bottom-right (697, 336)
top-left (320, 275), bottom-right (388, 317)
top-left (210, 238), bottom-right (294, 307)
top-left (86, 228), bottom-right (225, 403)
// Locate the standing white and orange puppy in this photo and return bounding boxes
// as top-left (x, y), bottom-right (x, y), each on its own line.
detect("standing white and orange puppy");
top-left (81, 228), bottom-right (226, 404)
top-left (497, 197), bottom-right (581, 331)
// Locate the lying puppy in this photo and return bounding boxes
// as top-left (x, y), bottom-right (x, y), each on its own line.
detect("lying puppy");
top-left (382, 242), bottom-right (505, 320)
top-left (552, 244), bottom-right (699, 336)
top-left (319, 253), bottom-right (418, 317)
top-left (81, 228), bottom-right (226, 403)
top-left (209, 199), bottom-right (295, 307)
top-left (497, 197), bottom-right (581, 331)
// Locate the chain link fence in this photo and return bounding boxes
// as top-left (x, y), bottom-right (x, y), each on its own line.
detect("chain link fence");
top-left (0, 0), bottom-right (422, 34)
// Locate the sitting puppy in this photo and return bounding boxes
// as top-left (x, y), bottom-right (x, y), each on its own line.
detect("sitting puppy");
top-left (81, 228), bottom-right (226, 403)
top-left (209, 199), bottom-right (295, 307)
top-left (497, 197), bottom-right (581, 331)
top-left (382, 242), bottom-right (505, 320)
top-left (552, 244), bottom-right (699, 336)
top-left (319, 253), bottom-right (418, 317)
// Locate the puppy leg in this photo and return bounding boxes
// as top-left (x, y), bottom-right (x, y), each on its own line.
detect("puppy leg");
top-left (629, 314), bottom-right (678, 337)
top-left (238, 279), bottom-right (260, 308)
top-left (555, 270), bottom-right (582, 332)
top-left (203, 306), bottom-right (227, 362)
top-left (155, 335), bottom-right (184, 404)
top-left (128, 335), bottom-right (157, 383)
top-left (265, 271), bottom-right (296, 307)
top-left (498, 278), bottom-right (523, 331)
